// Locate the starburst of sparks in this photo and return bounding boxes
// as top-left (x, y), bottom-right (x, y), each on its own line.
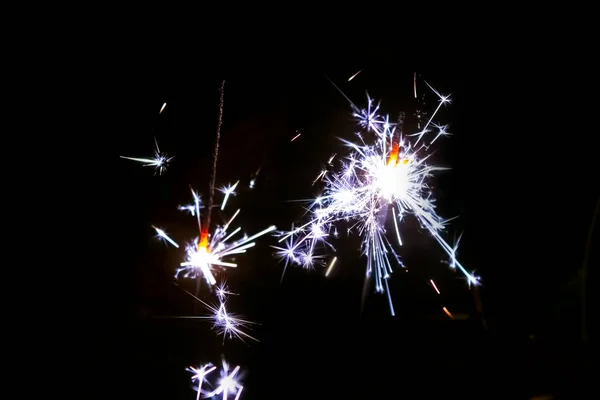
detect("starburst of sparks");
top-left (187, 364), bottom-right (217, 400)
top-left (153, 183), bottom-right (276, 287)
top-left (170, 282), bottom-right (258, 343)
top-left (274, 78), bottom-right (480, 315)
top-left (187, 359), bottom-right (244, 400)
top-left (120, 137), bottom-right (173, 175)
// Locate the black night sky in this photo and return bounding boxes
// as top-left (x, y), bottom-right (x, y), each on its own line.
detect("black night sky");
top-left (76, 54), bottom-right (596, 399)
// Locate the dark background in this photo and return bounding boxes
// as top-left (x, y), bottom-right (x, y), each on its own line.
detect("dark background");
top-left (79, 53), bottom-right (597, 399)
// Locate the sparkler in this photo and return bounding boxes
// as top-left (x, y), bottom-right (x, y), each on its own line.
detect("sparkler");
top-left (274, 76), bottom-right (479, 314)
top-left (151, 81), bottom-right (275, 287)
top-left (120, 137), bottom-right (173, 175)
top-left (142, 82), bottom-right (258, 398)
top-left (152, 185), bottom-right (275, 287)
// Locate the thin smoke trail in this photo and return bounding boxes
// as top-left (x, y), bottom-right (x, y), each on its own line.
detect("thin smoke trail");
top-left (204, 80), bottom-right (226, 235)
top-left (195, 80), bottom-right (225, 301)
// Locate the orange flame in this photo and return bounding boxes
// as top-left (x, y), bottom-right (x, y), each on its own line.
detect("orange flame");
top-left (387, 141), bottom-right (399, 166)
top-left (198, 229), bottom-right (209, 251)
top-left (387, 141), bottom-right (409, 167)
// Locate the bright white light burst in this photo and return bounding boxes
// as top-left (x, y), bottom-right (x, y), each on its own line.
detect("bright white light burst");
top-left (275, 79), bottom-right (479, 315)
top-left (187, 364), bottom-right (216, 400)
top-left (187, 359), bottom-right (244, 400)
top-left (153, 184), bottom-right (276, 287)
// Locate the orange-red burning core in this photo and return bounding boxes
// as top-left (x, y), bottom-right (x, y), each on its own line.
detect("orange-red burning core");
top-left (387, 141), bottom-right (409, 167)
top-left (198, 230), bottom-right (209, 251)
top-left (387, 141), bottom-right (399, 166)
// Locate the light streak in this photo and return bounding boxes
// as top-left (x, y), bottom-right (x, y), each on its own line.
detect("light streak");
top-left (348, 69), bottom-right (362, 81)
top-left (430, 279), bottom-right (440, 294)
top-left (152, 225), bottom-right (179, 248)
top-left (325, 256), bottom-right (337, 277)
top-left (413, 72), bottom-right (417, 98)
top-left (219, 181), bottom-right (239, 210)
top-left (160, 102), bottom-right (167, 114)
top-left (443, 306), bottom-right (454, 319)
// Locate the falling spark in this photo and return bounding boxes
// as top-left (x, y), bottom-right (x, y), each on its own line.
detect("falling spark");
top-left (430, 279), bottom-right (440, 294)
top-left (291, 133), bottom-right (301, 142)
top-left (120, 137), bottom-right (173, 175)
top-left (348, 69), bottom-right (362, 81)
top-left (152, 225), bottom-right (179, 248)
top-left (219, 181), bottom-right (239, 210)
top-left (160, 102), bottom-right (167, 114)
top-left (325, 256), bottom-right (337, 277)
top-left (249, 167), bottom-right (260, 189)
top-left (443, 306), bottom-right (454, 319)
top-left (274, 76), bottom-right (479, 314)
top-left (413, 72), bottom-right (417, 98)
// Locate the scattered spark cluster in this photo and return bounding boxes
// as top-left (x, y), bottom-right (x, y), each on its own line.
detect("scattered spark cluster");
top-left (120, 137), bottom-right (173, 175)
top-left (172, 281), bottom-right (259, 343)
top-left (187, 359), bottom-right (244, 400)
top-left (274, 78), bottom-right (479, 315)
